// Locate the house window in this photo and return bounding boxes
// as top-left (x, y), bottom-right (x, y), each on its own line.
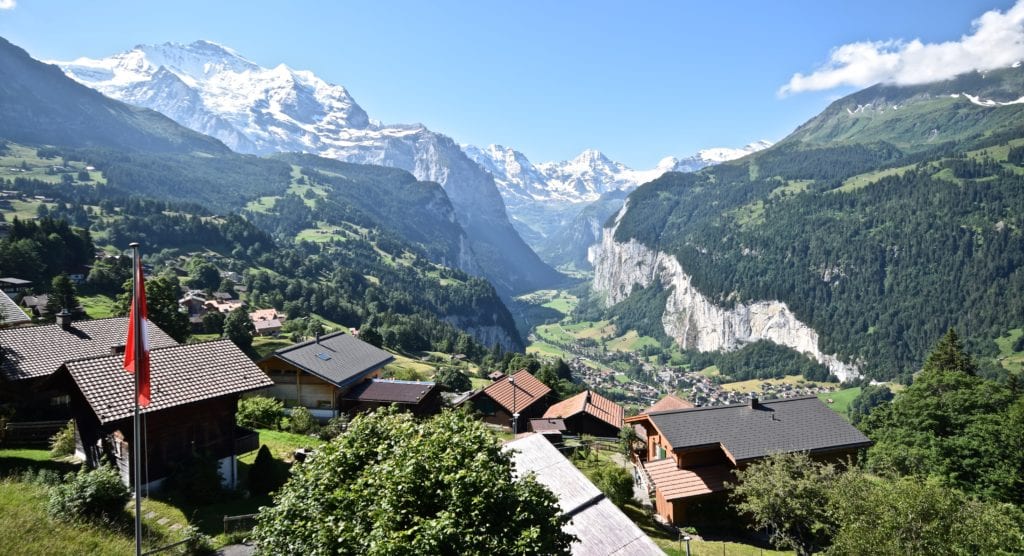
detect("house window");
top-left (657, 446), bottom-right (666, 460)
top-left (316, 400), bottom-right (332, 409)
top-left (50, 395), bottom-right (70, 408)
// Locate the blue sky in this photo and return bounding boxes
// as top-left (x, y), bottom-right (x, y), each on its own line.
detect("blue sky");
top-left (0, 1), bottom-right (1019, 167)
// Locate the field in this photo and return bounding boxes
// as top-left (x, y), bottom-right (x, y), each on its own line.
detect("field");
top-left (817, 387), bottom-right (861, 418)
top-left (78, 294), bottom-right (119, 319)
top-left (720, 375), bottom-right (836, 394)
top-left (994, 328), bottom-right (1024, 374)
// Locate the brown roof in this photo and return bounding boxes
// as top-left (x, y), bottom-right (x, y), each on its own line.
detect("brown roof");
top-left (342, 379), bottom-right (437, 404)
top-left (529, 418), bottom-right (566, 433)
top-left (0, 317), bottom-right (179, 381)
top-left (61, 339), bottom-right (272, 424)
top-left (644, 394), bottom-right (694, 413)
top-left (543, 390), bottom-right (624, 430)
top-left (642, 459), bottom-right (733, 501)
top-left (249, 308), bottom-right (281, 321)
top-left (480, 370), bottom-right (551, 414)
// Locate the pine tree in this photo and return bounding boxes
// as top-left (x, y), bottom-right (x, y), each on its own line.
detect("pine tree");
top-left (921, 328), bottom-right (977, 375)
top-left (45, 273), bottom-right (78, 317)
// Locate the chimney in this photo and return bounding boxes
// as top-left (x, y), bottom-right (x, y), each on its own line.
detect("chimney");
top-left (56, 308), bottom-right (72, 330)
top-left (315, 332), bottom-right (320, 344)
top-left (110, 344), bottom-right (126, 356)
top-left (748, 392), bottom-right (759, 409)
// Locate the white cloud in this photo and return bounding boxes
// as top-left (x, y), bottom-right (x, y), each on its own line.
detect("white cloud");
top-left (780, 0), bottom-right (1024, 96)
top-left (0, 0), bottom-right (15, 10)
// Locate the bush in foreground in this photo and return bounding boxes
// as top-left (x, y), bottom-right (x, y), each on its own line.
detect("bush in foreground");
top-left (252, 408), bottom-right (574, 555)
top-left (47, 466), bottom-right (129, 524)
top-left (236, 396), bottom-right (284, 430)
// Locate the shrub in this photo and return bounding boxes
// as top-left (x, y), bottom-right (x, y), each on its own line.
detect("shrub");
top-left (288, 407), bottom-right (317, 435)
top-left (589, 465), bottom-right (634, 508)
top-left (237, 396), bottom-right (284, 430)
top-left (49, 420), bottom-right (76, 457)
top-left (316, 414), bottom-right (349, 441)
top-left (164, 453), bottom-right (222, 504)
top-left (182, 525), bottom-right (215, 555)
top-left (47, 466), bottom-right (130, 524)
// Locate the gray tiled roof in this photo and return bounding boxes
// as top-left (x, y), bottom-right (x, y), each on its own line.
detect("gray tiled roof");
top-left (505, 434), bottom-right (665, 556)
top-left (648, 397), bottom-right (872, 462)
top-left (0, 290), bottom-right (30, 326)
top-left (63, 339), bottom-right (273, 423)
top-left (263, 331), bottom-right (394, 387)
top-left (0, 317), bottom-right (179, 381)
top-left (342, 379), bottom-right (436, 404)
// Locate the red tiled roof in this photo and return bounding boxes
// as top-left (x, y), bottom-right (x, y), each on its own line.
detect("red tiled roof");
top-left (644, 394), bottom-right (694, 413)
top-left (642, 459), bottom-right (733, 501)
top-left (481, 370), bottom-right (550, 414)
top-left (543, 390), bottom-right (624, 430)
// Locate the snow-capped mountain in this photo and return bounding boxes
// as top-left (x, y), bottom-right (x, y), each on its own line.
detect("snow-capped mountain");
top-left (55, 41), bottom-right (561, 296)
top-left (463, 141), bottom-right (771, 206)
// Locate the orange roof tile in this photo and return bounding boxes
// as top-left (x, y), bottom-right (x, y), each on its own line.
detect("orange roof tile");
top-left (644, 394), bottom-right (694, 413)
top-left (481, 370), bottom-right (551, 414)
top-left (543, 390), bottom-right (624, 430)
top-left (642, 459), bottom-right (733, 501)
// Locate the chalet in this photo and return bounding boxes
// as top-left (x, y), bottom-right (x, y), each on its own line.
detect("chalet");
top-left (249, 308), bottom-right (284, 323)
top-left (206, 299), bottom-right (246, 314)
top-left (178, 291), bottom-right (207, 316)
top-left (543, 390), bottom-right (624, 438)
top-left (0, 315), bottom-right (178, 422)
top-left (626, 395), bottom-right (872, 525)
top-left (634, 394), bottom-right (695, 445)
top-left (20, 294), bottom-right (48, 318)
top-left (253, 318), bottom-right (283, 337)
top-left (54, 340), bottom-right (273, 489)
top-left (338, 379), bottom-right (441, 416)
top-left (504, 433), bottom-right (665, 556)
top-left (0, 277), bottom-right (31, 295)
top-left (528, 417), bottom-right (567, 443)
top-left (0, 290), bottom-right (30, 327)
top-left (459, 370), bottom-right (552, 431)
top-left (257, 331), bottom-right (395, 419)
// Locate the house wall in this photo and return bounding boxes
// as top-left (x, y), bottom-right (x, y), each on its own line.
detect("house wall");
top-left (564, 413), bottom-right (620, 438)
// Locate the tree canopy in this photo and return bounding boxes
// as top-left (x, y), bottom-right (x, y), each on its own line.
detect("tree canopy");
top-left (252, 409), bottom-right (575, 555)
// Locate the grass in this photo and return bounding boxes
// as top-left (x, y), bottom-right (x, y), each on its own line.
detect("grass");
top-left (78, 294), bottom-right (119, 319)
top-left (606, 330), bottom-right (661, 352)
top-left (994, 328), bottom-right (1024, 374)
top-left (252, 336), bottom-right (293, 359)
top-left (699, 366), bottom-right (721, 378)
top-left (526, 340), bottom-right (574, 360)
top-left (836, 163), bottom-right (916, 192)
top-left (817, 387), bottom-right (862, 419)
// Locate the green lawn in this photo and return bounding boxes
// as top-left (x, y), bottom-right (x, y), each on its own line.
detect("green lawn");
top-left (526, 340), bottom-right (574, 360)
top-left (994, 328), bottom-right (1024, 374)
top-left (79, 294), bottom-right (119, 319)
top-left (606, 330), bottom-right (661, 352)
top-left (720, 375), bottom-right (836, 394)
top-left (818, 387), bottom-right (861, 418)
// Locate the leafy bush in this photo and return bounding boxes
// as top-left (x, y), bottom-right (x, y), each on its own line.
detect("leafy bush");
top-left (589, 465), bottom-right (634, 508)
top-left (288, 407), bottom-right (317, 435)
top-left (236, 396), bottom-right (284, 430)
top-left (49, 420), bottom-right (76, 458)
top-left (163, 453), bottom-right (222, 504)
top-left (47, 466), bottom-right (130, 524)
top-left (315, 414), bottom-right (349, 441)
top-left (182, 524), bottom-right (215, 555)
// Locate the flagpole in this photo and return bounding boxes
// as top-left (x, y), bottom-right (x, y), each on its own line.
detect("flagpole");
top-left (130, 242), bottom-right (142, 556)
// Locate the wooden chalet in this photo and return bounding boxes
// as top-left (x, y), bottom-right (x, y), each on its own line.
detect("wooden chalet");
top-left (54, 340), bottom-right (273, 489)
top-left (339, 379), bottom-right (441, 416)
top-left (257, 331), bottom-right (395, 419)
top-left (626, 395), bottom-right (872, 525)
top-left (459, 370), bottom-right (552, 430)
top-left (528, 417), bottom-right (566, 444)
top-left (505, 433), bottom-right (665, 556)
top-left (543, 390), bottom-right (624, 438)
top-left (0, 277), bottom-right (31, 295)
top-left (633, 394), bottom-right (695, 445)
top-left (0, 315), bottom-right (178, 422)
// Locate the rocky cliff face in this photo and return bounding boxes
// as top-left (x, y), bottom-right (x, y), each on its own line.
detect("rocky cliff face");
top-left (590, 204), bottom-right (860, 381)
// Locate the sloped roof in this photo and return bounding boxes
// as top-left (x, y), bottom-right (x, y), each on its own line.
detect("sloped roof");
top-left (0, 317), bottom-right (178, 381)
top-left (529, 418), bottom-right (566, 433)
top-left (0, 290), bottom-right (30, 326)
top-left (262, 331), bottom-right (393, 388)
top-left (253, 318), bottom-right (282, 332)
top-left (642, 459), bottom-right (733, 501)
top-left (342, 379), bottom-right (437, 404)
top-left (480, 370), bottom-right (551, 414)
top-left (544, 390), bottom-right (624, 431)
top-left (647, 397), bottom-right (872, 463)
top-left (643, 394), bottom-right (694, 413)
top-left (505, 433), bottom-right (665, 556)
top-left (62, 339), bottom-right (272, 423)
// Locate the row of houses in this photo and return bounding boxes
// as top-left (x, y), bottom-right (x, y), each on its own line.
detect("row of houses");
top-left (1, 308), bottom-right (872, 536)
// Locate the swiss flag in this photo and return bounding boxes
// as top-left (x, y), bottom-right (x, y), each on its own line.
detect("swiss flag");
top-left (123, 255), bottom-right (151, 407)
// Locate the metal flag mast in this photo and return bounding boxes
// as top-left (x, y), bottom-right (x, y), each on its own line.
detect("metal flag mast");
top-left (130, 242), bottom-right (143, 556)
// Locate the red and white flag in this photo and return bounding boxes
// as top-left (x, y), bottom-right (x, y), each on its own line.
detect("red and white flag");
top-left (123, 255), bottom-right (151, 407)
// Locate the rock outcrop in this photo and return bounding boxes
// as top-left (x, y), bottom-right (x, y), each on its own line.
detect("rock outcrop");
top-left (590, 203), bottom-right (860, 382)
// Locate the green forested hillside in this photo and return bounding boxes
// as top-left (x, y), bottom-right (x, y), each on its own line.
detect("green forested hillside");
top-left (612, 73), bottom-right (1024, 380)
